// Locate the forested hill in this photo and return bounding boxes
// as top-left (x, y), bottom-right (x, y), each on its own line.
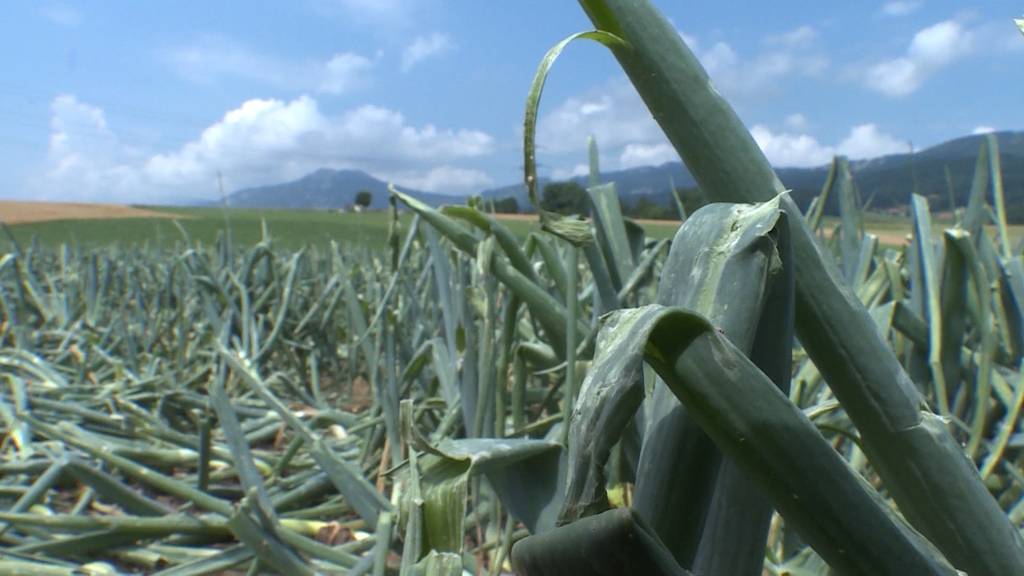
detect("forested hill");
top-left (481, 131), bottom-right (1024, 220)
top-left (224, 168), bottom-right (454, 211)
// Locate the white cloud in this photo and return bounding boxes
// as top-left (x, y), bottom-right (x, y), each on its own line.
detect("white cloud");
top-left (537, 81), bottom-right (907, 170)
top-left (534, 28), bottom-right (892, 174)
top-left (536, 82), bottom-right (662, 156)
top-left (750, 125), bottom-right (834, 168)
top-left (784, 113), bottom-right (810, 131)
top-left (863, 19), bottom-right (973, 96)
top-left (909, 20), bottom-right (973, 64)
top-left (750, 123), bottom-right (907, 167)
top-left (864, 59), bottom-right (919, 96)
top-left (619, 143), bottom-right (678, 169)
top-left (535, 66), bottom-right (826, 169)
top-left (320, 53), bottom-right (375, 94)
top-left (683, 32), bottom-right (829, 98)
top-left (551, 164), bottom-right (590, 181)
top-left (40, 4), bottom-right (80, 27)
top-left (36, 94), bottom-right (495, 201)
top-left (540, 72), bottom-right (908, 171)
top-left (401, 33), bottom-right (454, 72)
top-left (146, 98), bottom-right (493, 192)
top-left (972, 125), bottom-right (995, 135)
top-left (49, 96), bottom-right (113, 160)
top-left (557, 27), bottom-right (827, 159)
top-left (38, 96), bottom-right (145, 202)
top-left (164, 36), bottom-right (373, 95)
top-left (767, 26), bottom-right (819, 48)
top-left (389, 166), bottom-right (492, 193)
top-left (880, 1), bottom-right (922, 17)
top-left (836, 124), bottom-right (908, 158)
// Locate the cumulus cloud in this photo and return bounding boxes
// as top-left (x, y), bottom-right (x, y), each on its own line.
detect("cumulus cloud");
top-left (536, 24), bottom-right (831, 164)
top-left (750, 126), bottom-right (834, 168)
top-left (35, 94), bottom-right (495, 201)
top-left (880, 1), bottom-right (922, 17)
top-left (766, 26), bottom-right (819, 48)
top-left (550, 164), bottom-right (590, 181)
top-left (750, 123), bottom-right (908, 167)
top-left (785, 113), bottom-right (810, 131)
top-left (48, 96), bottom-right (115, 162)
top-left (863, 20), bottom-right (973, 96)
top-left (389, 166), bottom-right (492, 192)
top-left (680, 28), bottom-right (828, 98)
top-left (619, 143), bottom-right (678, 169)
top-left (972, 125), bottom-right (995, 135)
top-left (536, 82), bottom-right (662, 156)
top-left (144, 97), bottom-right (493, 192)
top-left (910, 20), bottom-right (975, 63)
top-left (37, 96), bottom-right (145, 202)
top-left (702, 41), bottom-right (828, 97)
top-left (320, 53), bottom-right (376, 94)
top-left (401, 33), bottom-right (454, 72)
top-left (163, 36), bottom-right (373, 95)
top-left (535, 27), bottom-right (912, 174)
top-left (837, 124), bottom-right (908, 158)
top-left (536, 75), bottom-right (907, 171)
top-left (536, 72), bottom-right (821, 172)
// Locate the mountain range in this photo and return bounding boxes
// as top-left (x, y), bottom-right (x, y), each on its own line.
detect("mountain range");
top-left (223, 131), bottom-right (1024, 220)
top-left (222, 168), bottom-right (450, 211)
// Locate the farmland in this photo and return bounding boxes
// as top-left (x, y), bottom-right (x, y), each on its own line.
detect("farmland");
top-left (0, 202), bottom-right (180, 226)
top-left (1, 1), bottom-right (1023, 575)
top-left (2, 160), bottom-right (1023, 576)
top-left (4, 202), bottom-right (1020, 252)
top-left (2, 180), bottom-right (1024, 576)
top-left (1, 203), bottom-right (680, 251)
top-left (2, 204), bottom-right (416, 250)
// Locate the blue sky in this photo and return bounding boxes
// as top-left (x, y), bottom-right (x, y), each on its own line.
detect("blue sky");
top-left (1, 1), bottom-right (1021, 203)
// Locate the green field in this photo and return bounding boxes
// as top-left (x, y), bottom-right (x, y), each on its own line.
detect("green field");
top-left (2, 205), bottom-right (683, 250)
top-left (2, 0), bottom-right (1022, 572)
top-left (3, 207), bottom-right (401, 250)
top-left (2, 0), bottom-right (1023, 569)
top-left (6, 204), bottom-right (1020, 253)
top-left (3, 187), bottom-right (1021, 575)
top-left (821, 213), bottom-right (1024, 247)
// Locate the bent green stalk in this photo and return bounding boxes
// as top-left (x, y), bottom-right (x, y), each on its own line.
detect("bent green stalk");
top-left (575, 0), bottom-right (1024, 573)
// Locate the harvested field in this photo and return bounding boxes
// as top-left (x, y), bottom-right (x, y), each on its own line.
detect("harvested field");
top-left (0, 201), bottom-right (181, 225)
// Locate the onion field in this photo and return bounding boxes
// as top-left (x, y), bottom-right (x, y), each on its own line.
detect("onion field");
top-left (2, 1), bottom-right (1023, 575)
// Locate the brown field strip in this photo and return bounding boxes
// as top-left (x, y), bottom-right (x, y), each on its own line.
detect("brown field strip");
top-left (0, 201), bottom-right (180, 225)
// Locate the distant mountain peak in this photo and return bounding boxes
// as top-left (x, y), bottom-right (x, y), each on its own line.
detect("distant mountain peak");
top-left (226, 168), bottom-right (457, 210)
